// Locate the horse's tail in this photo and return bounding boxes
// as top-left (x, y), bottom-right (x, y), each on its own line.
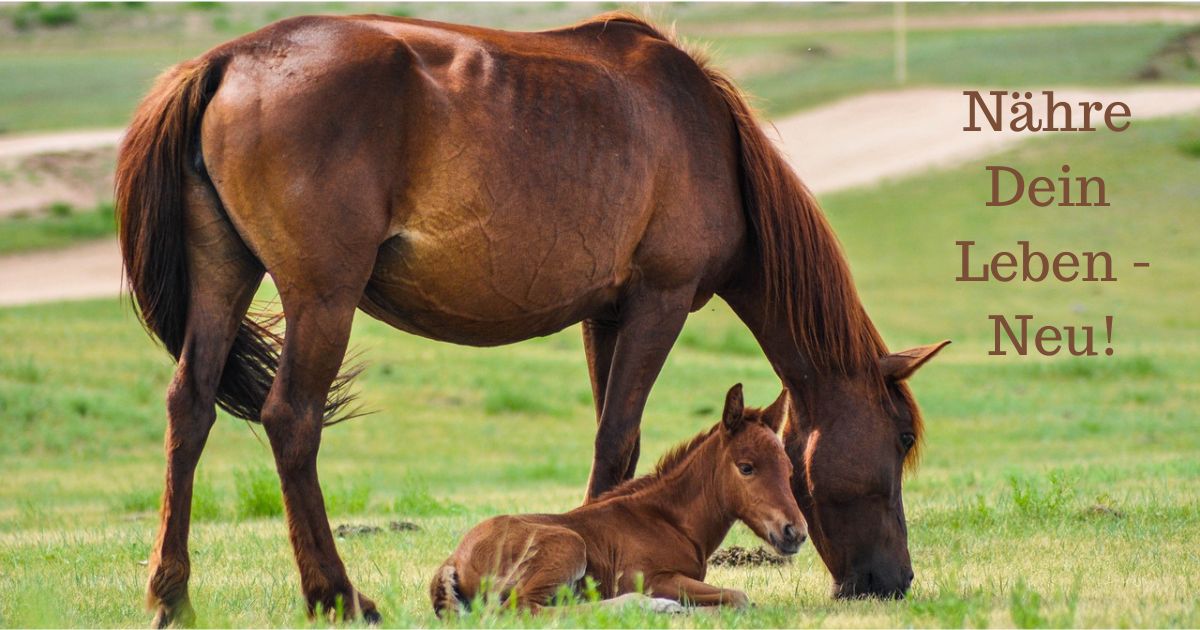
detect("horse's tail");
top-left (429, 562), bottom-right (467, 618)
top-left (116, 58), bottom-right (217, 363)
top-left (115, 57), bottom-right (359, 425)
top-left (700, 65), bottom-right (887, 376)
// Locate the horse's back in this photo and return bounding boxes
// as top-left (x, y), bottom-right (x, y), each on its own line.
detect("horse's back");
top-left (199, 14), bottom-right (744, 344)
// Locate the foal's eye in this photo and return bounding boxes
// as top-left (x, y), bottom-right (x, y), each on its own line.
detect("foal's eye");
top-left (900, 432), bottom-right (916, 452)
top-left (737, 463), bottom-right (755, 476)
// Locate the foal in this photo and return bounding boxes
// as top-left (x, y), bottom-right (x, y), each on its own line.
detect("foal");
top-left (430, 384), bottom-right (805, 615)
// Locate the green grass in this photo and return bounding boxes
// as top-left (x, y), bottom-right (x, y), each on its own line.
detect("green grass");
top-left (0, 202), bottom-right (115, 255)
top-left (0, 3), bottom-right (1195, 131)
top-left (717, 23), bottom-right (1199, 116)
top-left (0, 113), bottom-right (1197, 626)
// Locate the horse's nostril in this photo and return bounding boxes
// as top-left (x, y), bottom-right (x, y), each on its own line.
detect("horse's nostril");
top-left (783, 524), bottom-right (798, 540)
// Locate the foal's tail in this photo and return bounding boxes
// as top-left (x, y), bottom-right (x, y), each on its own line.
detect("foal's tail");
top-left (429, 562), bottom-right (467, 618)
top-left (115, 56), bottom-right (356, 424)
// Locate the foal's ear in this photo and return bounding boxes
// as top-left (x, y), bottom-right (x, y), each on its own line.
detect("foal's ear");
top-left (760, 389), bottom-right (790, 433)
top-left (722, 383), bottom-right (745, 433)
top-left (880, 340), bottom-right (952, 381)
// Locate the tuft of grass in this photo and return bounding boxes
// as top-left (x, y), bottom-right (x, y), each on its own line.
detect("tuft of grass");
top-left (1, 354), bottom-right (45, 384)
top-left (114, 487), bottom-right (159, 514)
top-left (233, 465), bottom-right (283, 520)
top-left (1179, 138), bottom-right (1200, 159)
top-left (34, 3), bottom-right (80, 28)
top-left (483, 385), bottom-right (565, 417)
top-left (323, 477), bottom-right (372, 516)
top-left (1009, 578), bottom-right (1081, 628)
top-left (386, 479), bottom-right (462, 517)
top-left (907, 585), bottom-right (990, 628)
top-left (1008, 470), bottom-right (1076, 520)
top-left (192, 477), bottom-right (224, 522)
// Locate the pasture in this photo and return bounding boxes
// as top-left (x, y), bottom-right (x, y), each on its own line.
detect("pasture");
top-left (1, 112), bottom-right (1198, 626)
top-left (0, 3), bottom-right (1196, 131)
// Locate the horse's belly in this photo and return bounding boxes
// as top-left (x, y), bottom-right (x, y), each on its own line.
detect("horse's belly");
top-left (360, 227), bottom-right (623, 346)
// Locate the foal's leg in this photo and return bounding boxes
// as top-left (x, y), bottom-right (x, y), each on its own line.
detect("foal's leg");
top-left (649, 574), bottom-right (750, 608)
top-left (147, 176), bottom-right (262, 628)
top-left (258, 275), bottom-right (379, 621)
top-left (497, 526), bottom-right (587, 611)
top-left (584, 287), bottom-right (693, 500)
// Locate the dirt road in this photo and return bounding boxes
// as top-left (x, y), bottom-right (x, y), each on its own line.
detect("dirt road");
top-left (2, 86), bottom-right (1199, 307)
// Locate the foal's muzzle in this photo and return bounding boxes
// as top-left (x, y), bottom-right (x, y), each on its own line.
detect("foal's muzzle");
top-left (768, 523), bottom-right (806, 556)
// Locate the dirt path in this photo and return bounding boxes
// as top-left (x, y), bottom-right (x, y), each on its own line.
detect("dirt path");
top-left (777, 86), bottom-right (1200, 194)
top-left (2, 86), bottom-right (1199, 307)
top-left (0, 129), bottom-right (124, 161)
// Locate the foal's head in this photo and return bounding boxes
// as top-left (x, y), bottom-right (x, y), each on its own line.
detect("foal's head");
top-left (714, 384), bottom-right (806, 556)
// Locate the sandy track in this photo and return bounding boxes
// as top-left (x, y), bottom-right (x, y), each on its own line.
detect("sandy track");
top-left (0, 129), bottom-right (124, 161)
top-left (778, 86), bottom-right (1200, 194)
top-left (2, 86), bottom-right (1199, 307)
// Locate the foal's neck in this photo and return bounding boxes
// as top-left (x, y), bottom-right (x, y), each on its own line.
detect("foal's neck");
top-left (633, 436), bottom-right (734, 560)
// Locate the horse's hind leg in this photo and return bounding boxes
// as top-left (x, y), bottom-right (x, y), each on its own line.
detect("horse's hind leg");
top-left (581, 319), bottom-right (639, 482)
top-left (584, 287), bottom-right (693, 500)
top-left (254, 249), bottom-right (380, 620)
top-left (147, 174), bottom-right (263, 627)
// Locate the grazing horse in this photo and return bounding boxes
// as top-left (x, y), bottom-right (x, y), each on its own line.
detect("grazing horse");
top-left (115, 11), bottom-right (950, 625)
top-left (430, 384), bottom-right (805, 615)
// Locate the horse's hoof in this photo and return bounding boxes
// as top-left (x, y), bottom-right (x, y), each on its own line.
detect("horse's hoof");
top-left (150, 599), bottom-right (195, 628)
top-left (362, 607), bottom-right (382, 626)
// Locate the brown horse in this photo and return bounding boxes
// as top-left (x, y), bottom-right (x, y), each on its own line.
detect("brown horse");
top-left (115, 11), bottom-right (949, 625)
top-left (430, 384), bottom-right (803, 615)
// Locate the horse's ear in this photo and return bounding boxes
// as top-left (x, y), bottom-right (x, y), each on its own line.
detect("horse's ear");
top-left (880, 340), bottom-right (951, 381)
top-left (760, 389), bottom-right (789, 433)
top-left (722, 383), bottom-right (745, 434)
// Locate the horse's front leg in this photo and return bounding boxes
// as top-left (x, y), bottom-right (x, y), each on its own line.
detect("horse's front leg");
top-left (650, 574), bottom-right (750, 608)
top-left (584, 287), bottom-right (693, 501)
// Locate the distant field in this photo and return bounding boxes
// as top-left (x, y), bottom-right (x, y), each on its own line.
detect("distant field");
top-left (0, 202), bottom-right (113, 255)
top-left (1, 114), bottom-right (1197, 627)
top-left (0, 2), bottom-right (1196, 132)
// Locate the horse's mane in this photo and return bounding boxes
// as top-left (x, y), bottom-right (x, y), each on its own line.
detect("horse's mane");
top-left (572, 12), bottom-right (923, 468)
top-left (594, 424), bottom-right (719, 501)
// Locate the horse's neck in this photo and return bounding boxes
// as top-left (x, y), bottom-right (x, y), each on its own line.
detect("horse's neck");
top-left (627, 438), bottom-right (735, 559)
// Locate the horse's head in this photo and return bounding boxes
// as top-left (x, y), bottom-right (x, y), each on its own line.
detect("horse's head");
top-left (715, 384), bottom-right (807, 556)
top-left (784, 340), bottom-right (950, 600)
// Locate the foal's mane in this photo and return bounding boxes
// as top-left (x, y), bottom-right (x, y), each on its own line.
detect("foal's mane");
top-left (594, 424), bottom-right (719, 501)
top-left (573, 12), bottom-right (923, 468)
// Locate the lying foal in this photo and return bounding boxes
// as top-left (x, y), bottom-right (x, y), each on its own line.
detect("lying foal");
top-left (430, 384), bottom-right (806, 615)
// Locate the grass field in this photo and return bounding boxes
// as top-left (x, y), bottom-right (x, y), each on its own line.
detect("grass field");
top-left (0, 202), bottom-right (114, 255)
top-left (0, 2), bottom-right (1196, 132)
top-left (1, 110), bottom-right (1197, 626)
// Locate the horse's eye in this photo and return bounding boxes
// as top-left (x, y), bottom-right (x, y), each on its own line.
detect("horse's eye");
top-left (900, 432), bottom-right (916, 451)
top-left (737, 463), bottom-right (755, 476)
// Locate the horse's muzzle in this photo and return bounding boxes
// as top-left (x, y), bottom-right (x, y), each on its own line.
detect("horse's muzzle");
top-left (833, 566), bottom-right (914, 600)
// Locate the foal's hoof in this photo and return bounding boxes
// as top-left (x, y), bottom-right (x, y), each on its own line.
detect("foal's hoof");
top-left (641, 597), bottom-right (686, 615)
top-left (150, 598), bottom-right (195, 629)
top-left (607, 593), bottom-right (686, 615)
